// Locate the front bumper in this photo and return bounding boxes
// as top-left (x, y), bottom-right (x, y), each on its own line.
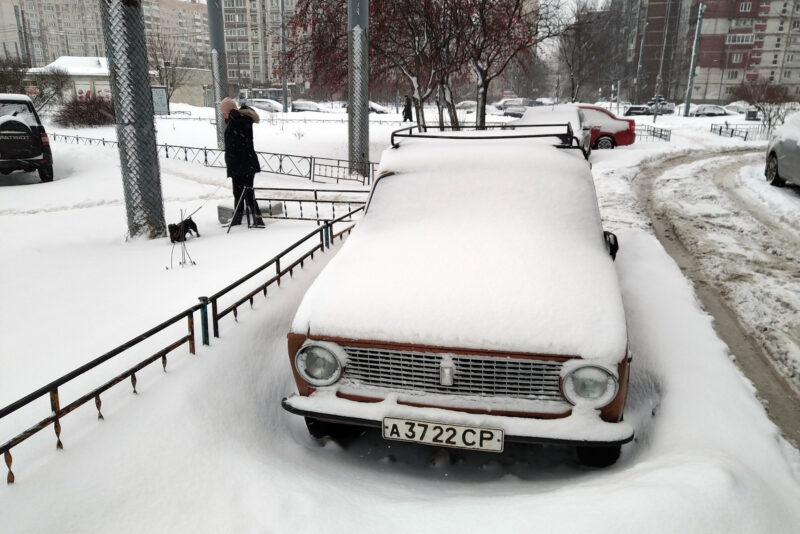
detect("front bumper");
top-left (282, 391), bottom-right (634, 447)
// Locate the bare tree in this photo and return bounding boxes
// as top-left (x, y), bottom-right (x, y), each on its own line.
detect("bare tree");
top-left (31, 67), bottom-right (71, 109)
top-left (462, 0), bottom-right (562, 128)
top-left (731, 81), bottom-right (793, 133)
top-left (147, 27), bottom-right (192, 101)
top-left (0, 57), bottom-right (27, 94)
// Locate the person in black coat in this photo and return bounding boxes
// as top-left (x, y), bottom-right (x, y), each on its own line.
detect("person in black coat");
top-left (220, 97), bottom-right (264, 226)
top-left (403, 95), bottom-right (413, 122)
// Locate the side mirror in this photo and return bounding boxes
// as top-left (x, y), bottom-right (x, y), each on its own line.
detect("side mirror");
top-left (604, 231), bottom-right (619, 261)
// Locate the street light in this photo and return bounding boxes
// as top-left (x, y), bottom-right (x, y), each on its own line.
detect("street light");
top-left (163, 60), bottom-right (171, 115)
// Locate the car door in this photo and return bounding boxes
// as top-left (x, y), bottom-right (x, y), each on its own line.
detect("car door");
top-left (778, 119), bottom-right (800, 183)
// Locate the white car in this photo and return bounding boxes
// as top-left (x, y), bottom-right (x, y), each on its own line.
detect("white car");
top-left (282, 130), bottom-right (632, 467)
top-left (692, 104), bottom-right (729, 117)
top-left (292, 99), bottom-right (324, 112)
top-left (248, 98), bottom-right (283, 113)
top-left (512, 104), bottom-right (593, 158)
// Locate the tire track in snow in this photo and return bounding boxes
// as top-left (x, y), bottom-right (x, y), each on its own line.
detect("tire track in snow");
top-left (633, 149), bottom-right (800, 447)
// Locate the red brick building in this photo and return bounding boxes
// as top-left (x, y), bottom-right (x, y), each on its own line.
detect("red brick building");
top-left (688, 0), bottom-right (800, 102)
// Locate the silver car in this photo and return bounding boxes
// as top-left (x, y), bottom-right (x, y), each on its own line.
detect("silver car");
top-left (766, 116), bottom-right (800, 187)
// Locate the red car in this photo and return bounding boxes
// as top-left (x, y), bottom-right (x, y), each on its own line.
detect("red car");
top-left (578, 105), bottom-right (636, 149)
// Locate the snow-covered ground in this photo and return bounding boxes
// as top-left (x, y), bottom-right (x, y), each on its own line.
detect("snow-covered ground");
top-left (1, 107), bottom-right (800, 532)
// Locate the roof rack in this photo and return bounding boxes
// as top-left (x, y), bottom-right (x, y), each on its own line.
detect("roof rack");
top-left (389, 123), bottom-right (589, 159)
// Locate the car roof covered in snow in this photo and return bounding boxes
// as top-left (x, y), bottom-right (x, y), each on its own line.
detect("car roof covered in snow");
top-left (513, 104), bottom-right (585, 138)
top-left (0, 93), bottom-right (33, 103)
top-left (291, 137), bottom-right (628, 363)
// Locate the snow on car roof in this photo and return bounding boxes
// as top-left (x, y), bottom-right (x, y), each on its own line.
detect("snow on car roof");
top-left (292, 138), bottom-right (628, 363)
top-left (515, 104), bottom-right (584, 137)
top-left (0, 93), bottom-right (33, 103)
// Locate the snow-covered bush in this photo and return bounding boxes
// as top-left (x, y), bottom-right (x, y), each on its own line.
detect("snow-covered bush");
top-left (54, 96), bottom-right (115, 127)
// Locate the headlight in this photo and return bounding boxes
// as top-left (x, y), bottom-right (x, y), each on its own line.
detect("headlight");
top-left (561, 364), bottom-right (618, 409)
top-left (294, 341), bottom-right (344, 386)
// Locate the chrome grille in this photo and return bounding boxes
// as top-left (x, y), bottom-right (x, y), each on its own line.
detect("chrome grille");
top-left (341, 347), bottom-right (564, 401)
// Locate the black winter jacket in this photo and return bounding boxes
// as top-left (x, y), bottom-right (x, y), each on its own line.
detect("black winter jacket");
top-left (224, 106), bottom-right (261, 177)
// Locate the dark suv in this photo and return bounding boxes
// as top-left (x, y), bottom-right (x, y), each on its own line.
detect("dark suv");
top-left (0, 94), bottom-right (53, 182)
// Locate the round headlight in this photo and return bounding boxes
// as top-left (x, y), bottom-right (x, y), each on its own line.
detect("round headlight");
top-left (562, 364), bottom-right (618, 409)
top-left (294, 342), bottom-right (343, 386)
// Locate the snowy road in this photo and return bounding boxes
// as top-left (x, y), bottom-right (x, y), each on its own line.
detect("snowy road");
top-left (632, 150), bottom-right (800, 445)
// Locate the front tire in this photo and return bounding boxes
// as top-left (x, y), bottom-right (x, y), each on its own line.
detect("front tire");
top-left (766, 154), bottom-right (785, 187)
top-left (595, 136), bottom-right (615, 150)
top-left (576, 444), bottom-right (621, 467)
top-left (38, 164), bottom-right (54, 183)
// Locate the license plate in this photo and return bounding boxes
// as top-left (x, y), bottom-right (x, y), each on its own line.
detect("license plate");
top-left (382, 417), bottom-right (504, 452)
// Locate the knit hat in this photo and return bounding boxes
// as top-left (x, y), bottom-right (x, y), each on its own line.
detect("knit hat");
top-left (219, 97), bottom-right (237, 115)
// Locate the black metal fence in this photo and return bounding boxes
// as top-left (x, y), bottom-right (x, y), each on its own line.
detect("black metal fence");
top-left (635, 124), bottom-right (672, 142)
top-left (50, 133), bottom-right (378, 185)
top-left (710, 123), bottom-right (768, 141)
top-left (252, 187), bottom-right (369, 222)
top-left (0, 207), bottom-right (363, 484)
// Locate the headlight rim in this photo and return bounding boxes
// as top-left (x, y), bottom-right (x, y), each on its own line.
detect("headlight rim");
top-left (294, 340), bottom-right (344, 387)
top-left (561, 362), bottom-right (619, 409)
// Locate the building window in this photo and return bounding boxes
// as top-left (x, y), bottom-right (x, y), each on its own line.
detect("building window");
top-left (726, 33), bottom-right (755, 44)
top-left (739, 2), bottom-right (751, 12)
top-left (732, 53), bottom-right (743, 63)
top-left (727, 70), bottom-right (740, 80)
top-left (784, 70), bottom-right (792, 78)
top-left (770, 70), bottom-right (776, 81)
top-left (773, 53), bottom-right (779, 64)
top-left (777, 38), bottom-right (782, 49)
top-left (794, 19), bottom-right (800, 29)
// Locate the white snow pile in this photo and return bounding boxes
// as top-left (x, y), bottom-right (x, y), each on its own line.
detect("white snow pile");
top-left (1, 116), bottom-right (799, 533)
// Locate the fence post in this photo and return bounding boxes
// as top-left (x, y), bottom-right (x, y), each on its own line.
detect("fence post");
top-left (204, 147), bottom-right (208, 166)
top-left (211, 297), bottom-right (219, 338)
top-left (276, 258), bottom-right (281, 286)
top-left (309, 156), bottom-right (315, 181)
top-left (324, 224), bottom-right (330, 248)
top-left (198, 297), bottom-right (210, 346)
top-left (49, 389), bottom-right (63, 450)
top-left (165, 143), bottom-right (169, 159)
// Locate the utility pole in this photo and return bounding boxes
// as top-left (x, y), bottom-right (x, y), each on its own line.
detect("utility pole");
top-left (207, 0), bottom-right (229, 149)
top-left (347, 0), bottom-right (369, 178)
top-left (634, 22), bottom-right (647, 103)
top-left (684, 3), bottom-right (705, 117)
top-left (13, 6), bottom-right (29, 65)
top-left (653, 0), bottom-right (673, 123)
top-left (281, 0), bottom-right (288, 111)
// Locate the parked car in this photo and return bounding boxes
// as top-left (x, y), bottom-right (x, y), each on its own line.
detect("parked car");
top-left (455, 100), bottom-right (504, 116)
top-left (765, 115), bottom-right (800, 187)
top-left (724, 101), bottom-right (750, 114)
top-left (513, 104), bottom-right (594, 158)
top-left (0, 94), bottom-right (53, 182)
top-left (692, 104), bottom-right (729, 117)
top-left (282, 130), bottom-right (632, 467)
top-left (292, 99), bottom-right (323, 112)
top-left (248, 98), bottom-right (283, 113)
top-left (578, 105), bottom-right (636, 149)
top-left (623, 104), bottom-right (652, 116)
top-left (369, 101), bottom-right (389, 114)
top-left (502, 98), bottom-right (540, 118)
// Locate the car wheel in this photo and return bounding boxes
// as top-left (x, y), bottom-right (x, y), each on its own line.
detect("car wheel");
top-left (595, 136), bottom-right (615, 150)
top-left (766, 154), bottom-right (785, 187)
top-left (304, 417), bottom-right (363, 441)
top-left (38, 164), bottom-right (54, 183)
top-left (576, 444), bottom-right (621, 467)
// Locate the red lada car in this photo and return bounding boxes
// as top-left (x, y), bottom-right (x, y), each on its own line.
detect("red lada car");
top-left (579, 105), bottom-right (636, 150)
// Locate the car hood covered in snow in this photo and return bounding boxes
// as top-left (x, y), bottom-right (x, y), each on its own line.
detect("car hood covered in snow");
top-left (291, 138), bottom-right (628, 364)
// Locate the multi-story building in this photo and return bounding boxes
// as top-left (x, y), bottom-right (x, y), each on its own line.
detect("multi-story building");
top-left (688, 0), bottom-right (800, 102)
top-left (0, 0), bottom-right (209, 69)
top-left (221, 0), bottom-right (299, 88)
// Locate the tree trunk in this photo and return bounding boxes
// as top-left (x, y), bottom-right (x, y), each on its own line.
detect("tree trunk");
top-left (475, 68), bottom-right (488, 130)
top-left (443, 80), bottom-right (459, 131)
top-left (437, 84), bottom-right (445, 130)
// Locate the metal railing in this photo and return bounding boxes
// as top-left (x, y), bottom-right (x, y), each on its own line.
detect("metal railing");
top-left (251, 187), bottom-right (369, 222)
top-left (710, 123), bottom-right (768, 141)
top-left (50, 133), bottom-right (378, 185)
top-left (0, 207), bottom-right (363, 484)
top-left (635, 124), bottom-right (672, 141)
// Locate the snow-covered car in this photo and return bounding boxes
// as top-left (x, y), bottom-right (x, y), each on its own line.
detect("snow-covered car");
top-left (623, 105), bottom-right (651, 116)
top-left (692, 104), bottom-right (729, 117)
top-left (282, 130), bottom-right (632, 467)
top-left (291, 99), bottom-right (324, 112)
top-left (455, 101), bottom-right (504, 116)
top-left (579, 104), bottom-right (636, 149)
top-left (248, 98), bottom-right (283, 113)
top-left (765, 114), bottom-right (800, 187)
top-left (502, 98), bottom-right (538, 118)
top-left (0, 94), bottom-right (53, 182)
top-left (368, 101), bottom-right (389, 114)
top-left (512, 104), bottom-right (594, 158)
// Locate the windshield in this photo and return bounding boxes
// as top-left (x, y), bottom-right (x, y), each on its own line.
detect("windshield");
top-left (0, 102), bottom-right (32, 117)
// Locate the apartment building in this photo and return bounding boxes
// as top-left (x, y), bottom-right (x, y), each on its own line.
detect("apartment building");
top-left (688, 0), bottom-right (800, 102)
top-left (0, 0), bottom-right (209, 69)
top-left (221, 0), bottom-right (299, 88)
